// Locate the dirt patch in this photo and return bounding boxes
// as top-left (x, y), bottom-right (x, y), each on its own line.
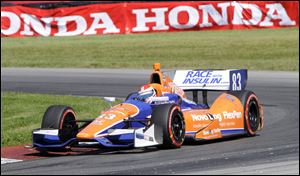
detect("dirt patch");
top-left (1, 145), bottom-right (100, 160)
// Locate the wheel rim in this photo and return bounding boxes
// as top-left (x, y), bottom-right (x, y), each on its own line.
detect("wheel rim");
top-left (171, 113), bottom-right (185, 142)
top-left (60, 113), bottom-right (77, 141)
top-left (248, 99), bottom-right (259, 132)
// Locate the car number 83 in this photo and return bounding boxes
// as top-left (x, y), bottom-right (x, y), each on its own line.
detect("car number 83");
top-left (232, 73), bottom-right (242, 91)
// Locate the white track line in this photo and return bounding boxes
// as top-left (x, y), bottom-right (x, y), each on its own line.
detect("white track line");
top-left (1, 158), bottom-right (23, 165)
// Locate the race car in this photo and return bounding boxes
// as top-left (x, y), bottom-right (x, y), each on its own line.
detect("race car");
top-left (32, 63), bottom-right (264, 150)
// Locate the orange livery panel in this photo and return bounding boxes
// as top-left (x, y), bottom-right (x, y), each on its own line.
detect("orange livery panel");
top-left (184, 93), bottom-right (245, 140)
top-left (76, 103), bottom-right (139, 139)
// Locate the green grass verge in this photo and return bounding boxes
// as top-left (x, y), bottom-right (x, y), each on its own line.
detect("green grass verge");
top-left (1, 28), bottom-right (298, 71)
top-left (1, 92), bottom-right (120, 147)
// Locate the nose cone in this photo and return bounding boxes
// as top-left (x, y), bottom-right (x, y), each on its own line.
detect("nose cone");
top-left (76, 103), bottom-right (140, 140)
top-left (76, 132), bottom-right (94, 139)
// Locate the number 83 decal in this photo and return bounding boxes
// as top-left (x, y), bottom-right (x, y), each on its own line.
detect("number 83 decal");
top-left (232, 73), bottom-right (242, 91)
top-left (99, 113), bottom-right (116, 120)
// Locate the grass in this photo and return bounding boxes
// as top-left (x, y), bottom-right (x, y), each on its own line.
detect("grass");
top-left (1, 28), bottom-right (299, 71)
top-left (1, 92), bottom-right (121, 147)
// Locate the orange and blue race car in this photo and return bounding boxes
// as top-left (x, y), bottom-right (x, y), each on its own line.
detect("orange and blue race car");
top-left (32, 63), bottom-right (264, 150)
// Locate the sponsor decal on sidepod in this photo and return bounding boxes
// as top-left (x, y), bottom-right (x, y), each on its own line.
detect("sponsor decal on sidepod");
top-left (191, 110), bottom-right (242, 122)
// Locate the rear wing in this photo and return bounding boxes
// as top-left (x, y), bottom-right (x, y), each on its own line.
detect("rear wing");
top-left (172, 69), bottom-right (247, 91)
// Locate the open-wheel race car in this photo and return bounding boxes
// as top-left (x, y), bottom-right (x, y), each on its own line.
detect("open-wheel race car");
top-left (32, 63), bottom-right (264, 150)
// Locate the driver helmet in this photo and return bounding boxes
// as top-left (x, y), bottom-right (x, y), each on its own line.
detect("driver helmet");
top-left (137, 84), bottom-right (156, 103)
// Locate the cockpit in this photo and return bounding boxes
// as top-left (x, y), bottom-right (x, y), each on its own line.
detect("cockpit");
top-left (136, 85), bottom-right (156, 103)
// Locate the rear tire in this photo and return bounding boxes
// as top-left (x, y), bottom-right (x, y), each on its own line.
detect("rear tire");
top-left (227, 90), bottom-right (262, 136)
top-left (42, 105), bottom-right (78, 142)
top-left (151, 104), bottom-right (185, 149)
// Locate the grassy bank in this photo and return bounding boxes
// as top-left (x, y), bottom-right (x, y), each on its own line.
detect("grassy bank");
top-left (1, 28), bottom-right (298, 71)
top-left (1, 92), bottom-right (119, 147)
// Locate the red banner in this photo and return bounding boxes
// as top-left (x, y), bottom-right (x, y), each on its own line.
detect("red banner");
top-left (1, 1), bottom-right (298, 37)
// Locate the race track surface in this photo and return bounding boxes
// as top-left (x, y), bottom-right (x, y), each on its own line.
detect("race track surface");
top-left (1, 68), bottom-right (299, 175)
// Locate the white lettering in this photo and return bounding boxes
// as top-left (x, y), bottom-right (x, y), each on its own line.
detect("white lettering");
top-left (55, 16), bottom-right (87, 36)
top-left (1, 2), bottom-right (296, 37)
top-left (260, 3), bottom-right (296, 26)
top-left (169, 6), bottom-right (199, 29)
top-left (99, 114), bottom-right (116, 120)
top-left (203, 128), bottom-right (220, 135)
top-left (84, 12), bottom-right (120, 35)
top-left (132, 8), bottom-right (169, 32)
top-left (223, 111), bottom-right (242, 119)
top-left (192, 114), bottom-right (209, 121)
top-left (199, 2), bottom-right (230, 28)
top-left (191, 113), bottom-right (222, 122)
top-left (1, 11), bottom-right (21, 35)
top-left (20, 14), bottom-right (53, 36)
top-left (232, 2), bottom-right (262, 25)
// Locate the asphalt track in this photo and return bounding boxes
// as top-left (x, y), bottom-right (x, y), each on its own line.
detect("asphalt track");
top-left (1, 68), bottom-right (299, 175)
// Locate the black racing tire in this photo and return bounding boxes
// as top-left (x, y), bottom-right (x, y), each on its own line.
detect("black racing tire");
top-left (227, 90), bottom-right (262, 136)
top-left (41, 105), bottom-right (78, 142)
top-left (151, 104), bottom-right (185, 149)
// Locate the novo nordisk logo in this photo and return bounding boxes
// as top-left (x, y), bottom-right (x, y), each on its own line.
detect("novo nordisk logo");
top-left (192, 111), bottom-right (242, 122)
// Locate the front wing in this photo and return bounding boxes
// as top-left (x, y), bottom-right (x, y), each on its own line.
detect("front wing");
top-left (32, 124), bottom-right (163, 149)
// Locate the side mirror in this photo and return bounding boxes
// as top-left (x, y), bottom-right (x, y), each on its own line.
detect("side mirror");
top-left (104, 97), bottom-right (116, 107)
top-left (104, 97), bottom-right (116, 102)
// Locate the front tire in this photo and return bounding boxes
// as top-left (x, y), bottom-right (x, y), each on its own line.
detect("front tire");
top-left (151, 104), bottom-right (185, 149)
top-left (41, 105), bottom-right (78, 142)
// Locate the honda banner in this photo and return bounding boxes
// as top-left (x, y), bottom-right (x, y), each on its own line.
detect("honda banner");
top-left (1, 1), bottom-right (298, 37)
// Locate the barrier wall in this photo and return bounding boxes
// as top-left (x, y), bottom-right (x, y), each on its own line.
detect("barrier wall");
top-left (1, 1), bottom-right (298, 37)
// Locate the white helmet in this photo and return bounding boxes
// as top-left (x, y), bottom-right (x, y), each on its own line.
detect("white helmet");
top-left (137, 84), bottom-right (156, 103)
